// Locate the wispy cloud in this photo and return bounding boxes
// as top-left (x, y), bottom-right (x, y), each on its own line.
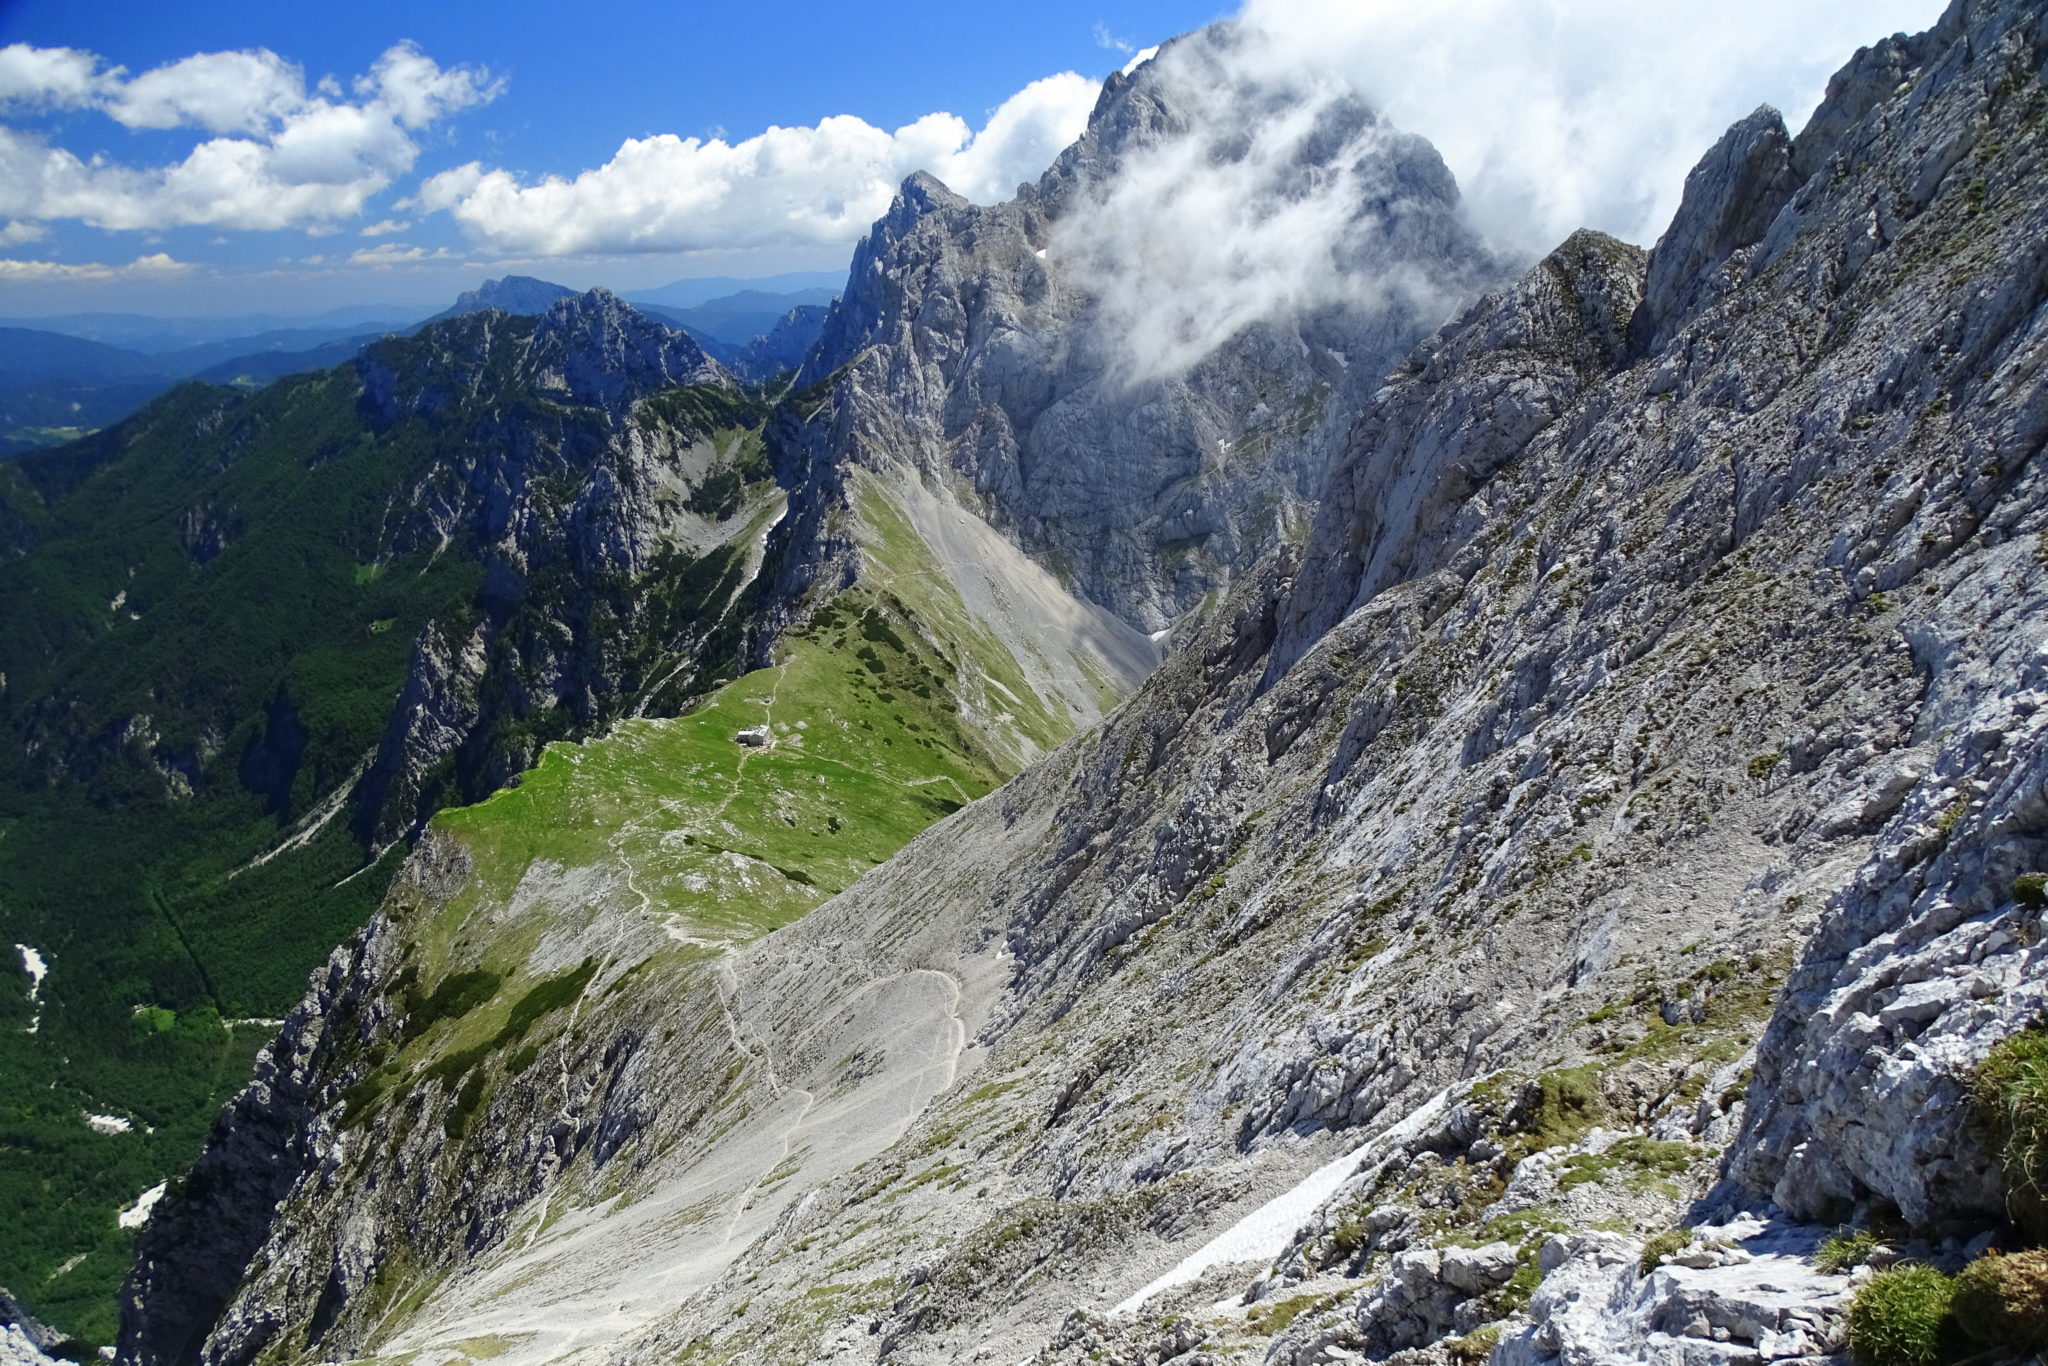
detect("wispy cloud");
top-left (348, 242), bottom-right (459, 265)
top-left (0, 252), bottom-right (190, 281)
top-left (359, 218), bottom-right (410, 236)
top-left (1092, 21), bottom-right (1135, 55)
top-left (1053, 27), bottom-right (1482, 386)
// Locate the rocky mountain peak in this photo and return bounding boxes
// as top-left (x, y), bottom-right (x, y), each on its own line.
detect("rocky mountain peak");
top-left (432, 274), bottom-right (579, 324)
top-left (1628, 105), bottom-right (1799, 355)
top-left (793, 29), bottom-right (1506, 633)
top-left (523, 287), bottom-right (728, 413)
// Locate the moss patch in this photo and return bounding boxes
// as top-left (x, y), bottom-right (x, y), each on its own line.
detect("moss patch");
top-left (1952, 1249), bottom-right (2048, 1354)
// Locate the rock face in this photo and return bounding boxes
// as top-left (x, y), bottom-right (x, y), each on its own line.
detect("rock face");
top-left (117, 3), bottom-right (2048, 1366)
top-left (798, 24), bottom-right (1505, 632)
top-left (733, 304), bottom-right (829, 381)
top-left (345, 289), bottom-right (758, 842)
top-left (1496, 1220), bottom-right (1857, 1366)
top-left (430, 274), bottom-right (579, 323)
top-left (120, 921), bottom-right (405, 1366)
top-left (0, 1292), bottom-right (63, 1366)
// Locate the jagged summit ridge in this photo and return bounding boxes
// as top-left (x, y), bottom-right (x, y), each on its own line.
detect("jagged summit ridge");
top-left (795, 24), bottom-right (1507, 633)
top-left (524, 287), bottom-right (729, 411)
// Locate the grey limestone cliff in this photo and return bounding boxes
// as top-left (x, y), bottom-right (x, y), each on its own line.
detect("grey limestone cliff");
top-left (797, 25), bottom-right (1504, 633)
top-left (344, 288), bottom-right (766, 843)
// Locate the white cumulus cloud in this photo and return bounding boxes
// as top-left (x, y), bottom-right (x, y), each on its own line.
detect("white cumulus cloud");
top-left (356, 42), bottom-right (502, 129)
top-left (0, 41), bottom-right (499, 233)
top-left (1233, 0), bottom-right (1950, 254)
top-left (106, 49), bottom-right (305, 134)
top-left (348, 242), bottom-right (458, 266)
top-left (417, 71), bottom-right (1100, 256)
top-left (0, 252), bottom-right (189, 282)
top-left (0, 44), bottom-right (108, 111)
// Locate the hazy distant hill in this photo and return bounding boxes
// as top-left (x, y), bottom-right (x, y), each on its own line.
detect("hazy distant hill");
top-left (420, 274), bottom-right (580, 324)
top-left (639, 287), bottom-right (838, 345)
top-left (0, 329), bottom-right (177, 456)
top-left (0, 304), bottom-right (427, 354)
top-left (0, 276), bottom-right (842, 454)
top-left (623, 268), bottom-right (843, 309)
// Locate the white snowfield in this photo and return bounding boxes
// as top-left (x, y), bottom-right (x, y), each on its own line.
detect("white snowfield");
top-left (119, 1182), bottom-right (167, 1230)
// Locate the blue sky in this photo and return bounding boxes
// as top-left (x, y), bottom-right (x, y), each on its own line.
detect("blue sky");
top-left (0, 0), bottom-right (1221, 314)
top-left (0, 0), bottom-right (1948, 319)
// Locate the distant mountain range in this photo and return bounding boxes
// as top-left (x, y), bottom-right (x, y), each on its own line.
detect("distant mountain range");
top-left (0, 274), bottom-right (844, 456)
top-left (622, 269), bottom-right (843, 309)
top-left (0, 304), bottom-right (423, 354)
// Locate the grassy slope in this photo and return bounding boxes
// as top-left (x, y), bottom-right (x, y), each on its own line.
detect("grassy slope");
top-left (362, 474), bottom-right (1129, 1208)
top-left (0, 342), bottom-right (771, 1342)
top-left (427, 470), bottom-right (1107, 955)
top-left (844, 472), bottom-right (1077, 765)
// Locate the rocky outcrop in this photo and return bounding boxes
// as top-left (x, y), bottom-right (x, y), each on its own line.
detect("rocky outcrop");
top-left (733, 303), bottom-right (829, 381)
top-left (0, 1292), bottom-right (64, 1366)
top-left (345, 290), bottom-right (763, 841)
top-left (519, 288), bottom-right (727, 412)
top-left (121, 919), bottom-right (404, 1366)
top-left (1497, 1221), bottom-right (1853, 1366)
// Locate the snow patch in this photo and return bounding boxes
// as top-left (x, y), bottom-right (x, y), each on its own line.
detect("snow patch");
top-left (1114, 1143), bottom-right (1365, 1313)
top-left (86, 1114), bottom-right (133, 1135)
top-left (1113, 1086), bottom-right (1455, 1313)
top-left (118, 1181), bottom-right (166, 1229)
top-left (16, 944), bottom-right (47, 1033)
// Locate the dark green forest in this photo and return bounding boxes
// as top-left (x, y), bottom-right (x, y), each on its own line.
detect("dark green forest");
top-left (0, 319), bottom-right (771, 1342)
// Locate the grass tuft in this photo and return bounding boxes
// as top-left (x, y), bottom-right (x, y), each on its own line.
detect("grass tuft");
top-left (1639, 1227), bottom-right (1692, 1276)
top-left (1971, 1022), bottom-right (2048, 1238)
top-left (1515, 1066), bottom-right (1604, 1150)
top-left (1816, 1229), bottom-right (1880, 1275)
top-left (1847, 1265), bottom-right (1957, 1366)
top-left (1447, 1324), bottom-right (1501, 1365)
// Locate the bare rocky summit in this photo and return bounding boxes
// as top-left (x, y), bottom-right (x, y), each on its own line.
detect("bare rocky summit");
top-left (799, 24), bottom-right (1505, 632)
top-left (118, 2), bottom-right (2048, 1365)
